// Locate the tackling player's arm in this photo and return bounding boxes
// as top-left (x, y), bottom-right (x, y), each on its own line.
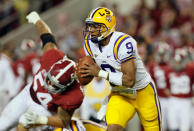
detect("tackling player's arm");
top-left (18, 107), bottom-right (73, 130)
top-left (26, 11), bottom-right (57, 53)
top-left (58, 107), bottom-right (74, 128)
top-left (35, 20), bottom-right (57, 52)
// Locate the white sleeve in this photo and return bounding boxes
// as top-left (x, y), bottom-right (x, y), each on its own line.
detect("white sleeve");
top-left (117, 37), bottom-right (137, 63)
top-left (84, 44), bottom-right (89, 56)
top-left (83, 43), bottom-right (90, 56)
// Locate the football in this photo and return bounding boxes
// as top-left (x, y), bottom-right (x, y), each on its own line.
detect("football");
top-left (76, 56), bottom-right (94, 85)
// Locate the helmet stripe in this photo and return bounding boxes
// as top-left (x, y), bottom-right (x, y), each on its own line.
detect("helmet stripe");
top-left (89, 7), bottom-right (102, 19)
top-left (55, 62), bottom-right (74, 80)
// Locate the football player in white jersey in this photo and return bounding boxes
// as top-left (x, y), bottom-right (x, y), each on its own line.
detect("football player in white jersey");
top-left (79, 7), bottom-right (162, 131)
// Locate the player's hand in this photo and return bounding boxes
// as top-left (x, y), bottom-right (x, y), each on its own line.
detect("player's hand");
top-left (97, 104), bottom-right (107, 120)
top-left (26, 11), bottom-right (41, 24)
top-left (19, 110), bottom-right (48, 127)
top-left (79, 62), bottom-right (100, 77)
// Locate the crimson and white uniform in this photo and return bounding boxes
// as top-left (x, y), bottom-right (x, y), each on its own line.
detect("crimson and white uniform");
top-left (147, 62), bottom-right (171, 131)
top-left (22, 52), bottom-right (41, 83)
top-left (0, 49), bottom-right (84, 131)
top-left (186, 62), bottom-right (194, 131)
top-left (167, 64), bottom-right (194, 131)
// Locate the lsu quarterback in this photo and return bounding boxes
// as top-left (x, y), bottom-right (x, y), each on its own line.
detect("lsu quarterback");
top-left (79, 7), bottom-right (162, 131)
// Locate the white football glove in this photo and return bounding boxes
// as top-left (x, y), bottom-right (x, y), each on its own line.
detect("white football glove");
top-left (62, 128), bottom-right (70, 131)
top-left (97, 97), bottom-right (108, 120)
top-left (97, 104), bottom-right (107, 120)
top-left (26, 11), bottom-right (41, 24)
top-left (19, 110), bottom-right (48, 128)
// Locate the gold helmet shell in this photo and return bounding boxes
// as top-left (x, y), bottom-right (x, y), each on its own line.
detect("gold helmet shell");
top-left (85, 7), bottom-right (116, 41)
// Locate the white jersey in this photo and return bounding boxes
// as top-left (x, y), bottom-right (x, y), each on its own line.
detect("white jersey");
top-left (84, 31), bottom-right (152, 90)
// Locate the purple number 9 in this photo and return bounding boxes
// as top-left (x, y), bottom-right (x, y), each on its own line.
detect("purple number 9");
top-left (126, 42), bottom-right (133, 54)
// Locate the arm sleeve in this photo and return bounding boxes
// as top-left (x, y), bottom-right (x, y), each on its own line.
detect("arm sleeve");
top-left (117, 37), bottom-right (137, 63)
top-left (83, 43), bottom-right (90, 56)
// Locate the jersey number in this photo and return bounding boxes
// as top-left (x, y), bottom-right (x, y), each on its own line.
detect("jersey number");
top-left (33, 71), bottom-right (52, 108)
top-left (101, 64), bottom-right (116, 72)
top-left (126, 42), bottom-right (133, 54)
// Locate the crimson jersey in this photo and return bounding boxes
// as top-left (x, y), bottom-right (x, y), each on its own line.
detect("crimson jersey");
top-left (168, 63), bottom-right (194, 98)
top-left (29, 49), bottom-right (84, 112)
top-left (11, 59), bottom-right (24, 78)
top-left (147, 62), bottom-right (171, 97)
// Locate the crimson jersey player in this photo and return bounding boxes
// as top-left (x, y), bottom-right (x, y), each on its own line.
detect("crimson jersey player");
top-left (0, 11), bottom-right (85, 131)
top-left (30, 49), bottom-right (83, 112)
top-left (167, 48), bottom-right (194, 131)
top-left (148, 62), bottom-right (171, 97)
top-left (147, 42), bottom-right (171, 131)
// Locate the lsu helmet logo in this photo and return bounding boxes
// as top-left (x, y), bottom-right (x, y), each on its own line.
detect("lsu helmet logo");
top-left (106, 14), bottom-right (112, 22)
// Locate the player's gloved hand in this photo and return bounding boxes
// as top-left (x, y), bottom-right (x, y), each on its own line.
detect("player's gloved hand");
top-left (62, 128), bottom-right (70, 131)
top-left (26, 11), bottom-right (41, 24)
top-left (97, 104), bottom-right (107, 120)
top-left (19, 110), bottom-right (48, 128)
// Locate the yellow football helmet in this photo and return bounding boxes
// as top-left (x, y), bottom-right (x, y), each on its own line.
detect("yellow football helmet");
top-left (84, 7), bottom-right (116, 42)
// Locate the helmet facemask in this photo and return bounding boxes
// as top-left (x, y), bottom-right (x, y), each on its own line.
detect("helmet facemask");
top-left (84, 22), bottom-right (108, 43)
top-left (84, 7), bottom-right (116, 43)
top-left (44, 71), bottom-right (76, 94)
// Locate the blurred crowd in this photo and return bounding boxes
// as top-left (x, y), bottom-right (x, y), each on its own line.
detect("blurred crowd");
top-left (0, 0), bottom-right (65, 37)
top-left (0, 0), bottom-right (194, 131)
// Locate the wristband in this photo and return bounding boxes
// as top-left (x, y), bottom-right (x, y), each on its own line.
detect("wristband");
top-left (109, 72), bottom-right (123, 86)
top-left (40, 33), bottom-right (56, 47)
top-left (38, 116), bottom-right (48, 124)
top-left (98, 70), bottom-right (108, 79)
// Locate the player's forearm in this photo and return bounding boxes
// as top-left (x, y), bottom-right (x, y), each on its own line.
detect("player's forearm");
top-left (34, 19), bottom-right (57, 52)
top-left (58, 107), bottom-right (73, 128)
top-left (35, 20), bottom-right (52, 36)
top-left (98, 67), bottom-right (136, 87)
top-left (17, 124), bottom-right (29, 131)
top-left (121, 59), bottom-right (136, 87)
top-left (47, 115), bottom-right (63, 127)
top-left (26, 11), bottom-right (57, 52)
top-left (122, 74), bottom-right (136, 87)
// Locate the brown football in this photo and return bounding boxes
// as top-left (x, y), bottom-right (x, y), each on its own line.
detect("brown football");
top-left (76, 56), bottom-right (94, 85)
